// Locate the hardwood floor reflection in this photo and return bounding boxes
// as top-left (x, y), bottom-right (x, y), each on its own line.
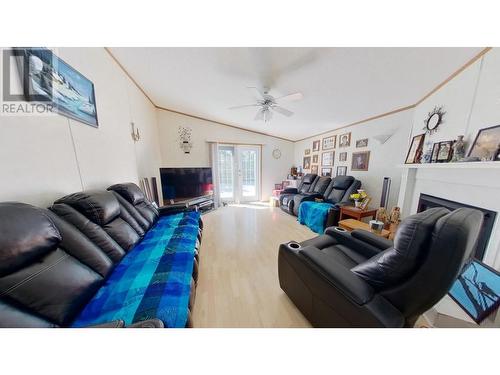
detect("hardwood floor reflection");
top-left (192, 203), bottom-right (316, 327)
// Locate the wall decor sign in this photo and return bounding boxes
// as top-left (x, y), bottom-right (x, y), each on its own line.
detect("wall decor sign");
top-left (322, 135), bottom-right (336, 150)
top-left (405, 134), bottom-right (425, 164)
top-left (448, 260), bottom-right (500, 323)
top-left (321, 151), bottom-right (334, 166)
top-left (423, 106), bottom-right (446, 135)
top-left (178, 126), bottom-right (193, 153)
top-left (339, 132), bottom-right (351, 148)
top-left (321, 167), bottom-right (332, 177)
top-left (336, 166), bottom-right (347, 176)
top-left (468, 124), bottom-right (500, 161)
top-left (15, 48), bottom-right (98, 127)
top-left (436, 141), bottom-right (453, 162)
top-left (303, 156), bottom-right (311, 170)
top-left (356, 138), bottom-right (368, 148)
top-left (339, 152), bottom-right (347, 162)
top-left (351, 151), bottom-right (370, 171)
top-left (312, 154), bottom-right (319, 164)
top-left (312, 140), bottom-right (321, 152)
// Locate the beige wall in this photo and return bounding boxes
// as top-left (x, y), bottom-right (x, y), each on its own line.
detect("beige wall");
top-left (0, 47), bottom-right (161, 207)
top-left (156, 109), bottom-right (295, 201)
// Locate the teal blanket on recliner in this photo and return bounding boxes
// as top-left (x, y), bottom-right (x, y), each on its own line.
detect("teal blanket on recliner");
top-left (298, 201), bottom-right (334, 234)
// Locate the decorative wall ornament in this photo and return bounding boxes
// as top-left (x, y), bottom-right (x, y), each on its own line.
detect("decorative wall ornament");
top-left (423, 106), bottom-right (446, 135)
top-left (272, 148), bottom-right (282, 159)
top-left (178, 126), bottom-right (193, 154)
top-left (131, 122), bottom-right (140, 142)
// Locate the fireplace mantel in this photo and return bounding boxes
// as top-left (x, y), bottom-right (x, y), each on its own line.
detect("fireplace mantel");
top-left (398, 161), bottom-right (500, 169)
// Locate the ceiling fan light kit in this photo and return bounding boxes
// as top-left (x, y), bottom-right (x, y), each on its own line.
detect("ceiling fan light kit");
top-left (229, 86), bottom-right (303, 123)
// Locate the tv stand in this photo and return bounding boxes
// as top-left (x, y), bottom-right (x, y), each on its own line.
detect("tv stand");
top-left (163, 195), bottom-right (215, 214)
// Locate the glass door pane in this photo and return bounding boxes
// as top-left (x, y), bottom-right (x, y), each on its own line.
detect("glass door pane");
top-left (237, 146), bottom-right (260, 202)
top-left (218, 146), bottom-right (235, 201)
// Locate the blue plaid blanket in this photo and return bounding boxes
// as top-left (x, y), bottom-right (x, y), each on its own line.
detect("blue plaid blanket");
top-left (298, 201), bottom-right (334, 234)
top-left (72, 211), bottom-right (200, 328)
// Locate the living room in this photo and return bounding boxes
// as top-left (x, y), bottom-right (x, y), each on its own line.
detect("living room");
top-left (1, 2), bottom-right (499, 374)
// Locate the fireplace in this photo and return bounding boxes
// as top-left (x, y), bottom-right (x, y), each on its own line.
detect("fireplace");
top-left (417, 194), bottom-right (496, 260)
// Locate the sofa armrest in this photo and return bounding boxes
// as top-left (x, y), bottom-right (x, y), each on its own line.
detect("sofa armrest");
top-left (281, 187), bottom-right (298, 194)
top-left (300, 246), bottom-right (374, 305)
top-left (324, 227), bottom-right (384, 258)
top-left (351, 230), bottom-right (393, 250)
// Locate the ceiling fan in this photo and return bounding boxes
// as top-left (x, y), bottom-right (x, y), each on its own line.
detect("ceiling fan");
top-left (228, 87), bottom-right (303, 122)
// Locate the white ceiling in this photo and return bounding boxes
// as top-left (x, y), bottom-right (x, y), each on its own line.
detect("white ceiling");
top-left (110, 47), bottom-right (483, 141)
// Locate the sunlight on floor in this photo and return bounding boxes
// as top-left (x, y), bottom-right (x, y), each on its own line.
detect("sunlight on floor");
top-left (227, 201), bottom-right (270, 210)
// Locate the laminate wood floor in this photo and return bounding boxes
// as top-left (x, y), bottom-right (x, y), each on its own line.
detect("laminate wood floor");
top-left (192, 203), bottom-right (316, 327)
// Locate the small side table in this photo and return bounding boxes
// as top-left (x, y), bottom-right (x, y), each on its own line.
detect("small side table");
top-left (339, 206), bottom-right (377, 222)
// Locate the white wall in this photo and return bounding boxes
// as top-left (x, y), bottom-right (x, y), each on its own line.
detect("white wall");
top-left (294, 110), bottom-right (414, 209)
top-left (0, 47), bottom-right (162, 207)
top-left (156, 109), bottom-right (295, 201)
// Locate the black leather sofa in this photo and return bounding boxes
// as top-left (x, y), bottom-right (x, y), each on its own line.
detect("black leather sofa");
top-left (0, 183), bottom-right (202, 328)
top-left (280, 174), bottom-right (361, 227)
top-left (279, 174), bottom-right (318, 214)
top-left (278, 207), bottom-right (483, 327)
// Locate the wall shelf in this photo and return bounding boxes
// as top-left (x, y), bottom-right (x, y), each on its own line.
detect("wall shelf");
top-left (398, 161), bottom-right (500, 169)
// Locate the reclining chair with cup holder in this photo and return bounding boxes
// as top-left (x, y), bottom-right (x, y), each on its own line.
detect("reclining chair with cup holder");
top-left (278, 207), bottom-right (483, 327)
top-left (279, 174), bottom-right (318, 215)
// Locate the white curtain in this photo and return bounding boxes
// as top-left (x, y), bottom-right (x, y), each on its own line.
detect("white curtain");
top-left (209, 142), bottom-right (221, 208)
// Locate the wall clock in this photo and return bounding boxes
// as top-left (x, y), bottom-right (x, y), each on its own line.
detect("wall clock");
top-left (423, 106), bottom-right (446, 135)
top-left (272, 148), bottom-right (282, 159)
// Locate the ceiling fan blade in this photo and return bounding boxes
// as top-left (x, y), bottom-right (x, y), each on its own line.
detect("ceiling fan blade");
top-left (272, 105), bottom-right (294, 117)
top-left (228, 104), bottom-right (260, 110)
top-left (254, 109), bottom-right (265, 121)
top-left (275, 92), bottom-right (303, 102)
top-left (264, 109), bottom-right (273, 122)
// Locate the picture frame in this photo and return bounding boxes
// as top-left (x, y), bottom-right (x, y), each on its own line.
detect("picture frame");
top-left (467, 124), bottom-right (500, 161)
top-left (304, 148), bottom-right (311, 155)
top-left (303, 156), bottom-right (311, 170)
top-left (437, 141), bottom-right (453, 163)
top-left (405, 134), bottom-right (425, 164)
top-left (360, 197), bottom-right (372, 210)
top-left (312, 154), bottom-right (319, 164)
top-left (311, 165), bottom-right (318, 174)
top-left (448, 260), bottom-right (500, 324)
top-left (312, 140), bottom-right (321, 152)
top-left (351, 151), bottom-right (370, 171)
top-left (356, 138), bottom-right (369, 148)
top-left (321, 167), bottom-right (332, 177)
top-left (339, 152), bottom-right (347, 162)
top-left (336, 166), bottom-right (347, 176)
top-left (339, 132), bottom-right (351, 148)
top-left (431, 142), bottom-right (440, 163)
top-left (322, 135), bottom-right (336, 150)
top-left (274, 183), bottom-right (283, 190)
top-left (321, 151), bottom-right (334, 166)
top-left (15, 47), bottom-right (99, 127)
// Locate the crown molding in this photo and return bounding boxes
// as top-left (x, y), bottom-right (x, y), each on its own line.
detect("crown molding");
top-left (105, 47), bottom-right (492, 144)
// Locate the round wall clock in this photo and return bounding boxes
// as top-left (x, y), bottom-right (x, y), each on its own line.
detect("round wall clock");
top-left (272, 148), bottom-right (282, 159)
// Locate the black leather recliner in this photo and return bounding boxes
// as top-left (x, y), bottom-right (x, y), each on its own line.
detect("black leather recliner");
top-left (322, 176), bottom-right (361, 227)
top-left (291, 176), bottom-right (331, 216)
top-left (279, 174), bottom-right (318, 214)
top-left (278, 207), bottom-right (483, 327)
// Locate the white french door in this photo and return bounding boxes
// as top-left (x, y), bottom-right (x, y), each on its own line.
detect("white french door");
top-left (218, 144), bottom-right (261, 203)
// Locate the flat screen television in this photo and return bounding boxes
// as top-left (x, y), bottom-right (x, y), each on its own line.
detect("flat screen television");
top-left (160, 167), bottom-right (213, 204)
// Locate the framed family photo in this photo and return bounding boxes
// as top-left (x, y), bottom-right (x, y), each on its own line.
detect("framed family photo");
top-left (321, 151), bottom-right (334, 166)
top-left (303, 156), bottom-right (311, 170)
top-left (339, 132), bottom-right (351, 147)
top-left (351, 151), bottom-right (370, 171)
top-left (405, 134), bottom-right (425, 164)
top-left (322, 135), bottom-right (336, 150)
top-left (312, 140), bottom-right (321, 152)
top-left (339, 152), bottom-right (347, 162)
top-left (321, 167), bottom-right (332, 177)
top-left (336, 166), bottom-right (347, 176)
top-left (356, 138), bottom-right (368, 148)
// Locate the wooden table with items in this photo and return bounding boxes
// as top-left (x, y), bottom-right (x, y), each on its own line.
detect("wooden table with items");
top-left (338, 218), bottom-right (391, 238)
top-left (339, 205), bottom-right (378, 221)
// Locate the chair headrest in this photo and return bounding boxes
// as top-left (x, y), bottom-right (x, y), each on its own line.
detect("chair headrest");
top-left (331, 176), bottom-right (355, 190)
top-left (54, 190), bottom-right (120, 225)
top-left (352, 207), bottom-right (450, 290)
top-left (108, 183), bottom-right (145, 205)
top-left (302, 174), bottom-right (317, 184)
top-left (0, 202), bottom-right (61, 276)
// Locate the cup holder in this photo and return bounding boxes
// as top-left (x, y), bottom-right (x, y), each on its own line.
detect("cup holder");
top-left (288, 242), bottom-right (301, 250)
top-left (333, 226), bottom-right (347, 232)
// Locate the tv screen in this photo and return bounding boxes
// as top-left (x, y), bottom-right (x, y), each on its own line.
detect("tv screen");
top-left (160, 167), bottom-right (213, 203)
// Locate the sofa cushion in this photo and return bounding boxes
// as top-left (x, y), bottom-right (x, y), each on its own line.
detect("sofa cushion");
top-left (0, 202), bottom-right (61, 276)
top-left (351, 207), bottom-right (450, 290)
top-left (108, 183), bottom-right (145, 205)
top-left (55, 191), bottom-right (120, 225)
